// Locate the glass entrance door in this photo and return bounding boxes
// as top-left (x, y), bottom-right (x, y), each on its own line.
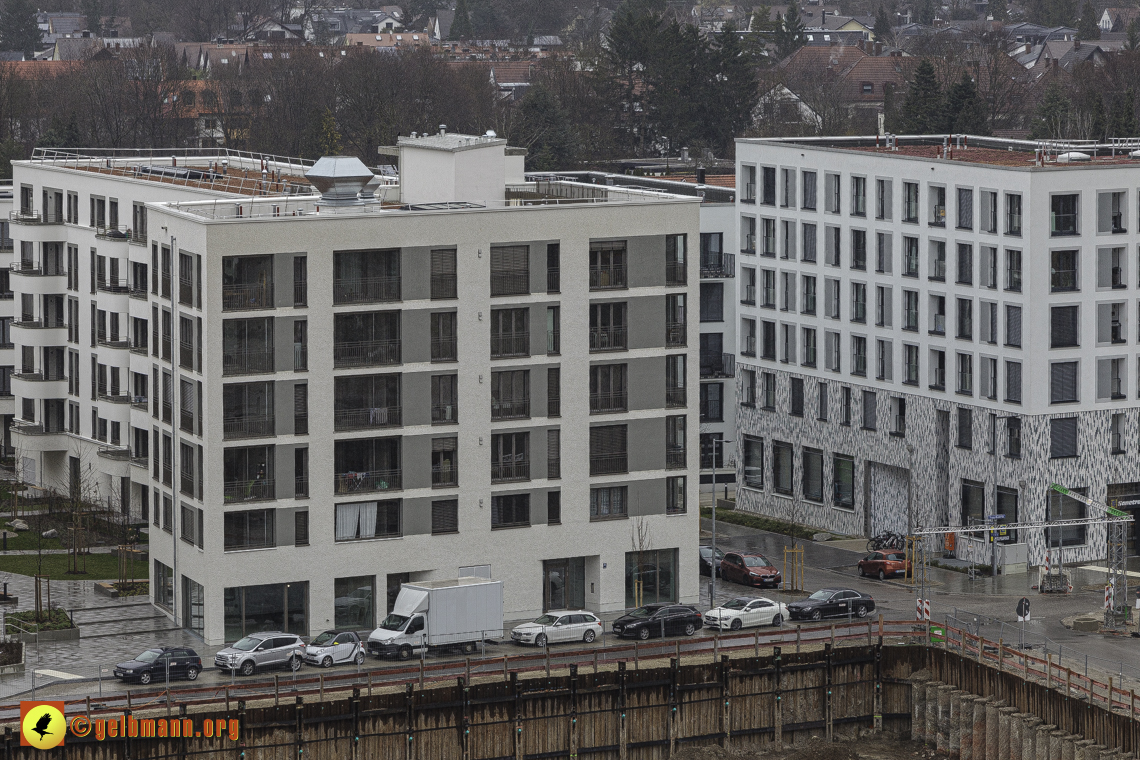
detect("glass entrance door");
top-left (543, 558), bottom-right (585, 611)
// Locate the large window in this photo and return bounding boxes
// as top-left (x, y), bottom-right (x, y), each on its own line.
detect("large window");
top-left (590, 364), bottom-right (626, 414)
top-left (333, 311), bottom-right (400, 368)
top-left (491, 432), bottom-right (530, 482)
top-left (334, 249), bottom-right (400, 304)
top-left (666, 476), bottom-right (686, 514)
top-left (589, 241), bottom-right (627, 290)
top-left (222, 317), bottom-right (274, 376)
top-left (1051, 250), bottom-right (1078, 292)
top-left (1046, 486), bottom-right (1086, 546)
top-left (1050, 306), bottom-right (1079, 347)
top-left (742, 436), bottom-right (763, 488)
top-left (155, 560), bottom-right (174, 609)
top-left (222, 255), bottom-right (274, 311)
top-left (491, 308), bottom-right (529, 358)
top-left (802, 449), bottom-right (823, 502)
top-left (772, 441), bottom-right (793, 495)
top-left (491, 369), bottom-right (530, 419)
top-left (223, 381), bottom-right (274, 439)
top-left (961, 480), bottom-right (985, 527)
top-left (1050, 361), bottom-right (1079, 404)
top-left (589, 425), bottom-right (627, 475)
top-left (1050, 194), bottom-right (1078, 236)
top-left (490, 245), bottom-right (530, 296)
top-left (1050, 417), bottom-right (1078, 458)
top-left (833, 455), bottom-right (854, 508)
top-left (223, 445), bottom-right (274, 502)
top-left (334, 437), bottom-right (400, 493)
top-left (699, 283), bottom-right (724, 322)
top-left (590, 302), bottom-right (627, 351)
top-left (224, 582), bottom-right (307, 641)
top-left (334, 576), bottom-right (375, 629)
top-left (492, 493), bottom-right (530, 528)
top-left (224, 508), bottom-right (275, 551)
top-left (334, 500), bottom-right (400, 541)
top-left (334, 374), bottom-right (400, 431)
top-left (590, 486), bottom-right (627, 519)
top-left (625, 548), bottom-right (676, 608)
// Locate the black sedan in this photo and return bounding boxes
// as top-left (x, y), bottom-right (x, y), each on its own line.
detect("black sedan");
top-left (699, 546), bottom-right (725, 577)
top-left (113, 647), bottom-right (202, 685)
top-left (786, 588), bottom-right (875, 621)
top-left (612, 604), bottom-right (703, 640)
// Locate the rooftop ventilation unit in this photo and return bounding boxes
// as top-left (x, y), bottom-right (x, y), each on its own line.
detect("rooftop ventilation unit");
top-left (305, 155), bottom-right (376, 205)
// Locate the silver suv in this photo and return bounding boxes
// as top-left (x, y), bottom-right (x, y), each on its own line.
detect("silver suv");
top-left (214, 631), bottom-right (304, 676)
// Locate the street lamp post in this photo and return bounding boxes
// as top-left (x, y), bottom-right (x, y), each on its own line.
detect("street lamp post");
top-left (708, 438), bottom-right (733, 610)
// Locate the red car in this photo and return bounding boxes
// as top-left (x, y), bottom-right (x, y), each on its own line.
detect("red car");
top-left (858, 551), bottom-right (911, 580)
top-left (720, 552), bottom-right (782, 588)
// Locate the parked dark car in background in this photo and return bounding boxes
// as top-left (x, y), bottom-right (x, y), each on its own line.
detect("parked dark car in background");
top-left (699, 545), bottom-right (725, 576)
top-left (114, 647), bottom-right (202, 685)
top-left (858, 551), bottom-right (911, 580)
top-left (787, 589), bottom-right (875, 621)
top-left (719, 552), bottom-right (781, 588)
top-left (611, 604), bottom-right (703, 640)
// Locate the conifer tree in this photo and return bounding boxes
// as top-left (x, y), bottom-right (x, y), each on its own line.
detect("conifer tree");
top-left (0, 0), bottom-right (42, 58)
top-left (900, 59), bottom-right (943, 134)
top-left (1077, 0), bottom-right (1100, 39)
top-left (988, 0), bottom-right (1008, 21)
top-left (450, 0), bottom-right (473, 39)
top-left (873, 6), bottom-right (893, 43)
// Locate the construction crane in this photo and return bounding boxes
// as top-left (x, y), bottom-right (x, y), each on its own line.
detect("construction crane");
top-left (909, 483), bottom-right (1134, 630)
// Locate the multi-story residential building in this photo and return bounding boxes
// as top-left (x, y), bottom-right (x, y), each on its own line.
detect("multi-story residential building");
top-left (0, 186), bottom-right (13, 452)
top-left (734, 136), bottom-right (1140, 567)
top-left (9, 135), bottom-right (701, 644)
top-left (550, 171), bottom-right (738, 482)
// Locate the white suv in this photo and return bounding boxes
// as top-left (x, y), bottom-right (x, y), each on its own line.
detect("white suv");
top-left (214, 631), bottom-right (304, 676)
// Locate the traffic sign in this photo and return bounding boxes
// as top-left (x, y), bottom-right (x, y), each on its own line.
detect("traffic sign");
top-left (1016, 597), bottom-right (1030, 622)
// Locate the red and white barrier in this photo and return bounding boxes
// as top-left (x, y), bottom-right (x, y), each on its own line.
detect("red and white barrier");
top-left (916, 598), bottom-right (931, 621)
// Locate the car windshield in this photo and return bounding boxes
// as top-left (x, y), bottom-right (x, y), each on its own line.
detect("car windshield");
top-left (722, 599), bottom-right (749, 610)
top-left (701, 547), bottom-right (725, 559)
top-left (380, 613), bottom-right (409, 631)
top-left (808, 590), bottom-right (834, 601)
top-left (311, 632), bottom-right (336, 646)
top-left (533, 614), bottom-right (559, 625)
top-left (135, 649), bottom-right (161, 663)
top-left (627, 607), bottom-right (655, 619)
top-left (744, 556), bottom-right (772, 567)
top-left (232, 637), bottom-right (262, 651)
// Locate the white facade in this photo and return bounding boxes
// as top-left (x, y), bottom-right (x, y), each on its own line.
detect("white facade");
top-left (733, 137), bottom-right (1140, 565)
top-left (9, 140), bottom-right (701, 645)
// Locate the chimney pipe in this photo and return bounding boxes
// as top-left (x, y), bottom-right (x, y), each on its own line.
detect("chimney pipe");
top-left (439, 124), bottom-right (447, 135)
top-left (697, 167), bottom-right (706, 184)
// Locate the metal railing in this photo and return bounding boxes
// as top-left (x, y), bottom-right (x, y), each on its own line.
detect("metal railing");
top-left (431, 274), bottom-right (457, 300)
top-left (431, 338), bottom-right (457, 362)
top-left (547, 269), bottom-right (560, 293)
top-left (10, 210), bottom-right (63, 225)
top-left (741, 285), bottom-right (755, 305)
top-left (666, 262), bottom-right (686, 285)
top-left (491, 399), bottom-right (530, 420)
top-left (589, 392), bottom-right (627, 413)
top-left (223, 479), bottom-right (275, 503)
top-left (701, 353), bottom-right (735, 379)
top-left (431, 466), bottom-right (458, 487)
top-left (490, 461), bottom-right (530, 483)
top-left (666, 387), bottom-right (686, 408)
top-left (589, 265), bottom-right (626, 290)
top-left (432, 404), bottom-right (458, 423)
top-left (223, 349), bottom-right (275, 376)
top-left (94, 224), bottom-right (129, 240)
top-left (333, 407), bottom-right (401, 431)
top-left (223, 283), bottom-right (274, 311)
top-left (490, 332), bottom-right (529, 358)
top-left (96, 278), bottom-right (130, 294)
top-left (665, 321), bottom-right (686, 347)
top-left (223, 415), bottom-right (275, 438)
top-left (334, 470), bottom-right (400, 494)
top-left (334, 277), bottom-right (400, 304)
top-left (700, 252), bottom-right (736, 278)
top-left (666, 446), bottom-right (686, 470)
top-left (490, 272), bottom-right (529, 296)
top-left (589, 327), bottom-right (627, 352)
top-left (333, 340), bottom-right (400, 368)
top-left (295, 475), bottom-right (309, 498)
top-left (590, 453), bottom-right (628, 476)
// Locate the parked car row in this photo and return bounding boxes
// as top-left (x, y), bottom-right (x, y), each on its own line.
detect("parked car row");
top-left (700, 546), bottom-right (782, 588)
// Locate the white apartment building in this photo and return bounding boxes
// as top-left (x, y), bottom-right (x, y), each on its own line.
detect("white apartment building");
top-left (734, 136), bottom-right (1140, 567)
top-left (9, 135), bottom-right (701, 645)
top-left (550, 171), bottom-right (738, 482)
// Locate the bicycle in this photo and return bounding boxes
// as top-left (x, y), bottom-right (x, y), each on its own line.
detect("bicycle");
top-left (866, 531), bottom-right (906, 553)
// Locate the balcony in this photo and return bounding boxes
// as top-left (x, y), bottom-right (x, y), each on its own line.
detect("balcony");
top-left (97, 337), bottom-right (130, 350)
top-left (97, 278), bottom-right (130, 294)
top-left (295, 475), bottom-right (309, 498)
top-left (432, 465), bottom-right (458, 488)
top-left (666, 445), bottom-right (686, 470)
top-left (547, 456), bottom-right (560, 480)
top-left (223, 283), bottom-right (274, 311)
top-left (97, 392), bottom-right (132, 404)
top-left (491, 461), bottom-right (530, 483)
top-left (589, 327), bottom-right (627, 352)
top-left (665, 321), bottom-right (686, 347)
top-left (131, 396), bottom-right (148, 410)
top-left (700, 353), bottom-right (735, 379)
top-left (13, 369), bottom-right (65, 382)
top-left (741, 336), bottom-right (756, 357)
top-left (589, 392), bottom-right (627, 414)
top-left (223, 349), bottom-right (275, 376)
top-left (129, 341), bottom-right (148, 355)
top-left (491, 399), bottom-right (530, 420)
top-left (589, 453), bottom-right (627, 476)
top-left (589, 265), bottom-right (627, 290)
top-left (333, 406), bottom-right (401, 431)
top-left (129, 286), bottom-right (148, 300)
top-left (666, 387), bottom-right (686, 408)
top-left (490, 332), bottom-right (529, 358)
top-left (333, 339), bottom-right (401, 368)
top-left (334, 277), bottom-right (400, 304)
top-left (97, 446), bottom-right (131, 460)
top-left (223, 479), bottom-right (276, 503)
top-left (547, 269), bottom-right (560, 293)
top-left (334, 469), bottom-right (401, 494)
top-left (94, 224), bottom-right (129, 241)
top-left (700, 253), bottom-right (736, 279)
top-left (431, 337), bottom-right (457, 362)
top-left (10, 210), bottom-right (63, 225)
top-left (431, 273), bottom-right (457, 299)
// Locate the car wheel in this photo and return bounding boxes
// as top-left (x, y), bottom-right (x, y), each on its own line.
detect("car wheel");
top-left (354, 651), bottom-right (365, 666)
top-left (240, 660), bottom-right (255, 677)
top-left (730, 619), bottom-right (742, 630)
top-left (186, 666), bottom-right (199, 681)
top-left (811, 610), bottom-right (822, 621)
top-left (856, 605), bottom-right (869, 618)
top-left (684, 622), bottom-right (696, 636)
top-left (461, 641), bottom-right (476, 654)
top-left (535, 634), bottom-right (548, 648)
top-left (583, 629), bottom-right (596, 643)
top-left (289, 656), bottom-right (302, 672)
top-left (139, 671), bottom-right (152, 685)
top-left (771, 614), bottom-right (783, 626)
top-left (878, 569), bottom-right (886, 581)
top-left (321, 656), bottom-right (333, 669)
top-left (859, 567), bottom-right (866, 577)
top-left (637, 627), bottom-right (650, 641)
top-left (397, 645), bottom-right (413, 661)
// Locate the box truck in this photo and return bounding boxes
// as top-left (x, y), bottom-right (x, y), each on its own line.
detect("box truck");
top-left (366, 577), bottom-right (504, 659)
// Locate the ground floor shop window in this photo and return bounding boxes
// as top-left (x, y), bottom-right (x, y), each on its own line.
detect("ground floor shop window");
top-left (182, 576), bottom-right (204, 637)
top-left (223, 582), bottom-right (308, 643)
top-left (334, 576), bottom-right (375, 629)
top-left (154, 560), bottom-right (173, 610)
top-left (625, 548), bottom-right (677, 608)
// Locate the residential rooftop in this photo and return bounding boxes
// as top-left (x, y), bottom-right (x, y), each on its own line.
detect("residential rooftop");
top-left (739, 135), bottom-right (1140, 169)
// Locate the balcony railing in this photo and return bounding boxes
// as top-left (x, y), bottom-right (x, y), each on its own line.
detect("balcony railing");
top-left (432, 403), bottom-right (458, 423)
top-left (334, 469), bottom-right (401, 494)
top-left (700, 252), bottom-right (736, 278)
top-left (666, 387), bottom-right (686, 408)
top-left (223, 283), bottom-right (274, 311)
top-left (10, 210), bottom-right (63, 225)
top-left (129, 341), bottom-right (148, 355)
top-left (180, 409), bottom-right (195, 432)
top-left (223, 479), bottom-right (275, 503)
top-left (589, 327), bottom-right (627, 352)
top-left (13, 369), bottom-right (66, 381)
top-left (97, 446), bottom-right (132, 461)
top-left (295, 475), bottom-right (309, 498)
top-left (223, 348), bottom-right (275, 376)
top-left (432, 465), bottom-right (458, 487)
top-left (666, 445), bottom-right (686, 469)
top-left (491, 332), bottom-right (529, 358)
top-left (333, 339), bottom-right (401, 368)
top-left (180, 340), bottom-right (194, 369)
top-left (129, 285), bottom-right (148, 300)
top-left (294, 280), bottom-right (307, 306)
top-left (333, 406), bottom-right (401, 431)
top-left (700, 353), bottom-right (735, 379)
top-left (491, 399), bottom-right (530, 420)
top-left (547, 269), bottom-right (560, 293)
top-left (334, 277), bottom-right (400, 304)
top-left (129, 230), bottom-right (147, 246)
top-left (95, 224), bottom-right (129, 240)
top-left (490, 272), bottom-right (529, 296)
top-left (665, 321), bottom-right (686, 347)
top-left (1112, 376), bottom-right (1125, 399)
top-left (589, 453), bottom-right (628, 476)
top-left (547, 456), bottom-right (561, 480)
top-left (589, 265), bottom-right (627, 290)
top-left (131, 396), bottom-right (148, 410)
top-left (431, 338), bottom-right (458, 362)
top-left (666, 262), bottom-right (686, 286)
top-left (1051, 271), bottom-right (1077, 292)
top-left (431, 274), bottom-right (457, 299)
top-left (97, 278), bottom-right (130, 294)
top-left (491, 461), bottom-right (530, 483)
top-left (589, 392), bottom-right (627, 413)
top-left (294, 343), bottom-right (307, 371)
top-left (98, 392), bottom-right (132, 404)
top-left (223, 415), bottom-right (275, 439)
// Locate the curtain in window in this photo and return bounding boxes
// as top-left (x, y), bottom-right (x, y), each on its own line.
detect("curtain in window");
top-left (336, 503), bottom-right (361, 541)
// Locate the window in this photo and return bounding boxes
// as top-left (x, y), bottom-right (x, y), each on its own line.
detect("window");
top-left (980, 190), bottom-right (997, 232)
top-left (700, 382), bottom-right (723, 421)
top-left (956, 298), bottom-right (972, 339)
top-left (1050, 417), bottom-right (1079, 459)
top-left (789, 377), bottom-right (804, 416)
top-left (1098, 247), bottom-right (1126, 289)
top-left (930, 241), bottom-right (946, 281)
top-left (851, 230), bottom-right (866, 270)
top-left (1051, 250), bottom-right (1078, 292)
top-left (742, 268), bottom-right (756, 305)
top-left (930, 349), bottom-right (946, 389)
top-left (817, 381), bottom-right (828, 420)
top-left (761, 166), bottom-right (776, 205)
top-left (956, 407), bottom-right (972, 449)
top-left (492, 369), bottom-right (530, 419)
top-left (741, 368), bottom-right (756, 407)
top-left (802, 170), bottom-right (817, 210)
top-left (825, 278), bottom-right (839, 318)
top-left (491, 308), bottom-right (529, 358)
top-left (1097, 357), bottom-right (1126, 399)
top-left (1111, 413), bottom-right (1125, 453)
top-left (666, 477), bottom-right (686, 514)
top-left (957, 187), bottom-right (973, 229)
top-left (548, 492), bottom-right (561, 524)
top-left (1006, 417), bottom-right (1021, 457)
top-left (903, 236), bottom-right (919, 276)
top-left (1050, 361), bottom-right (1079, 403)
top-left (956, 243), bottom-right (973, 285)
top-left (800, 275), bottom-right (816, 315)
top-left (334, 500), bottom-right (400, 541)
top-left (666, 234), bottom-right (687, 285)
top-left (742, 436), bottom-right (763, 488)
top-left (833, 455), bottom-right (854, 508)
top-left (700, 282), bottom-right (724, 322)
top-left (861, 390), bottom-right (876, 430)
top-left (666, 355), bottom-right (686, 407)
top-left (666, 294), bottom-right (686, 346)
top-left (431, 438), bottom-right (458, 487)
top-left (1051, 194), bottom-right (1078, 236)
top-left (980, 246), bottom-right (997, 288)
top-left (780, 168), bottom-right (794, 207)
top-left (1005, 193), bottom-right (1022, 235)
top-left (851, 176), bottom-right (866, 216)
top-left (224, 508), bottom-right (276, 551)
top-left (547, 243), bottom-right (560, 293)
top-left (825, 330), bottom-right (841, 371)
top-left (851, 336), bottom-right (867, 376)
top-left (802, 327), bottom-right (817, 367)
top-left (491, 432), bottom-right (530, 482)
top-left (334, 249), bottom-right (399, 304)
top-left (741, 216), bottom-right (756, 252)
top-left (781, 271), bottom-right (795, 310)
top-left (961, 480), bottom-right (985, 527)
top-left (490, 244), bottom-right (530, 296)
top-left (802, 223), bottom-right (817, 261)
top-left (840, 386), bottom-right (852, 424)
top-left (982, 357), bottom-right (997, 400)
top-left (876, 178), bottom-right (892, 220)
top-left (1046, 486), bottom-right (1086, 546)
top-left (761, 218), bottom-right (776, 256)
top-left (590, 486), bottom-right (628, 519)
top-left (930, 186), bottom-right (946, 226)
top-left (825, 225), bottom-right (840, 266)
top-left (876, 233), bottom-right (892, 273)
top-left (904, 344), bottom-right (919, 385)
top-left (761, 372), bottom-right (776, 409)
top-left (1005, 361), bottom-right (1022, 403)
top-left (492, 494), bottom-right (530, 528)
top-left (957, 353), bottom-right (973, 395)
top-left (772, 441), bottom-right (793, 495)
top-left (1005, 305), bottom-right (1021, 347)
top-left (333, 311), bottom-right (399, 369)
top-left (430, 312), bottom-right (458, 362)
top-left (430, 248), bottom-right (457, 299)
top-left (825, 172), bottom-right (840, 213)
top-left (876, 339), bottom-right (892, 381)
top-left (589, 425), bottom-right (627, 475)
top-left (432, 374), bottom-right (458, 423)
top-left (548, 429), bottom-right (561, 478)
top-left (665, 415), bottom-right (685, 470)
top-left (851, 283), bottom-right (866, 322)
top-left (590, 302), bottom-right (627, 351)
top-left (1050, 306), bottom-right (1079, 347)
top-left (590, 241), bottom-right (627, 290)
top-left (295, 511), bottom-right (309, 546)
top-left (1004, 249), bottom-right (1022, 292)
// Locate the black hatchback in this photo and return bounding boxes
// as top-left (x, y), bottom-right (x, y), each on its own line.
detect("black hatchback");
top-left (113, 647), bottom-right (203, 685)
top-left (612, 604), bottom-right (703, 640)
